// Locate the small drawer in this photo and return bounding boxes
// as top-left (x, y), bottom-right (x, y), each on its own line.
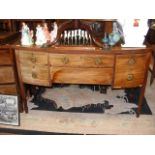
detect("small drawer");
top-left (50, 54), bottom-right (114, 67)
top-left (0, 67), bottom-right (15, 83)
top-left (82, 55), bottom-right (114, 67)
top-left (115, 54), bottom-right (149, 70)
top-left (113, 71), bottom-right (145, 88)
top-left (0, 49), bottom-right (12, 65)
top-left (18, 50), bottom-right (48, 65)
top-left (0, 84), bottom-right (17, 95)
top-left (20, 64), bottom-right (50, 86)
top-left (50, 54), bottom-right (82, 67)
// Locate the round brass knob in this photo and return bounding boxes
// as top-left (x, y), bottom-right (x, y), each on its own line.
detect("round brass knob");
top-left (32, 72), bottom-right (37, 79)
top-left (127, 74), bottom-right (134, 81)
top-left (61, 57), bottom-right (69, 64)
top-left (128, 58), bottom-right (136, 65)
top-left (95, 58), bottom-right (102, 65)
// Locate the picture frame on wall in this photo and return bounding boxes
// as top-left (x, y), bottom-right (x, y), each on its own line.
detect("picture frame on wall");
top-left (0, 94), bottom-right (19, 126)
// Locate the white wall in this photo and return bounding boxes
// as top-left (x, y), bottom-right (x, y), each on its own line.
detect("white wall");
top-left (118, 19), bottom-right (148, 47)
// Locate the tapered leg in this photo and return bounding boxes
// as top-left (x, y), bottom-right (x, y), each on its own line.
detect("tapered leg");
top-left (19, 81), bottom-right (28, 113)
top-left (15, 50), bottom-right (28, 113)
top-left (150, 58), bottom-right (155, 85)
top-left (136, 86), bottom-right (146, 117)
top-left (19, 96), bottom-right (24, 113)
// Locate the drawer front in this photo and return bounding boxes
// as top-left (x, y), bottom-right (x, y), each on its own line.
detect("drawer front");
top-left (0, 67), bottom-right (15, 83)
top-left (113, 53), bottom-right (150, 88)
top-left (114, 54), bottom-right (149, 71)
top-left (113, 71), bottom-right (145, 88)
top-left (0, 49), bottom-right (12, 65)
top-left (50, 67), bottom-right (113, 84)
top-left (18, 50), bottom-right (48, 65)
top-left (20, 64), bottom-right (50, 86)
top-left (50, 54), bottom-right (114, 67)
top-left (0, 84), bottom-right (17, 95)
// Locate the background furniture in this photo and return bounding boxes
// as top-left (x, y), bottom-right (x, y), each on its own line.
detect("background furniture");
top-left (0, 32), bottom-right (21, 111)
top-left (144, 27), bottom-right (155, 85)
top-left (0, 20), bottom-right (12, 32)
top-left (150, 46), bottom-right (155, 84)
top-left (0, 47), bottom-right (17, 95)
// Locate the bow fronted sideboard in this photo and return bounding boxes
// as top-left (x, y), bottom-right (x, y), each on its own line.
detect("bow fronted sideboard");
top-left (14, 46), bottom-right (151, 117)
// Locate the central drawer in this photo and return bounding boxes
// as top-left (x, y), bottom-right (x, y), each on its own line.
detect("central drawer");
top-left (50, 67), bottom-right (113, 85)
top-left (49, 54), bottom-right (114, 67)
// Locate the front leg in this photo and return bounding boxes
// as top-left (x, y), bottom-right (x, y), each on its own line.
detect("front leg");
top-left (136, 85), bottom-right (146, 117)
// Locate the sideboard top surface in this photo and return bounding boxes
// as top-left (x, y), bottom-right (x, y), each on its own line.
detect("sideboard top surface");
top-left (9, 44), bottom-right (152, 55)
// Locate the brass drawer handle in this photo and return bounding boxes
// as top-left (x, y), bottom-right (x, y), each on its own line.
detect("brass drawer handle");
top-left (128, 58), bottom-right (136, 65)
top-left (31, 56), bottom-right (37, 63)
top-left (127, 74), bottom-right (134, 81)
top-left (30, 56), bottom-right (37, 63)
top-left (32, 72), bottom-right (37, 79)
top-left (61, 57), bottom-right (69, 64)
top-left (95, 58), bottom-right (102, 65)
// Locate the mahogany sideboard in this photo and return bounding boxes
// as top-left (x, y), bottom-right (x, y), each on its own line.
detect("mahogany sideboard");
top-left (14, 46), bottom-right (151, 117)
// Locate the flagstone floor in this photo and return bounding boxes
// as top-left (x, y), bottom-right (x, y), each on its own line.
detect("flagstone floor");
top-left (0, 73), bottom-right (155, 135)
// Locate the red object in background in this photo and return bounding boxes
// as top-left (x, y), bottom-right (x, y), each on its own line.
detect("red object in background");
top-left (133, 19), bottom-right (140, 27)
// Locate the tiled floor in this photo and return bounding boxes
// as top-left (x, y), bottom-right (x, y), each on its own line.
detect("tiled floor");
top-left (0, 73), bottom-right (155, 135)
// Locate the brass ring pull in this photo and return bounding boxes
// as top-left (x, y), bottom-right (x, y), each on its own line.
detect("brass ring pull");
top-left (128, 58), bottom-right (136, 65)
top-left (32, 72), bottom-right (37, 79)
top-left (127, 74), bottom-right (134, 81)
top-left (95, 58), bottom-right (102, 65)
top-left (61, 57), bottom-right (69, 64)
top-left (31, 56), bottom-right (37, 63)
